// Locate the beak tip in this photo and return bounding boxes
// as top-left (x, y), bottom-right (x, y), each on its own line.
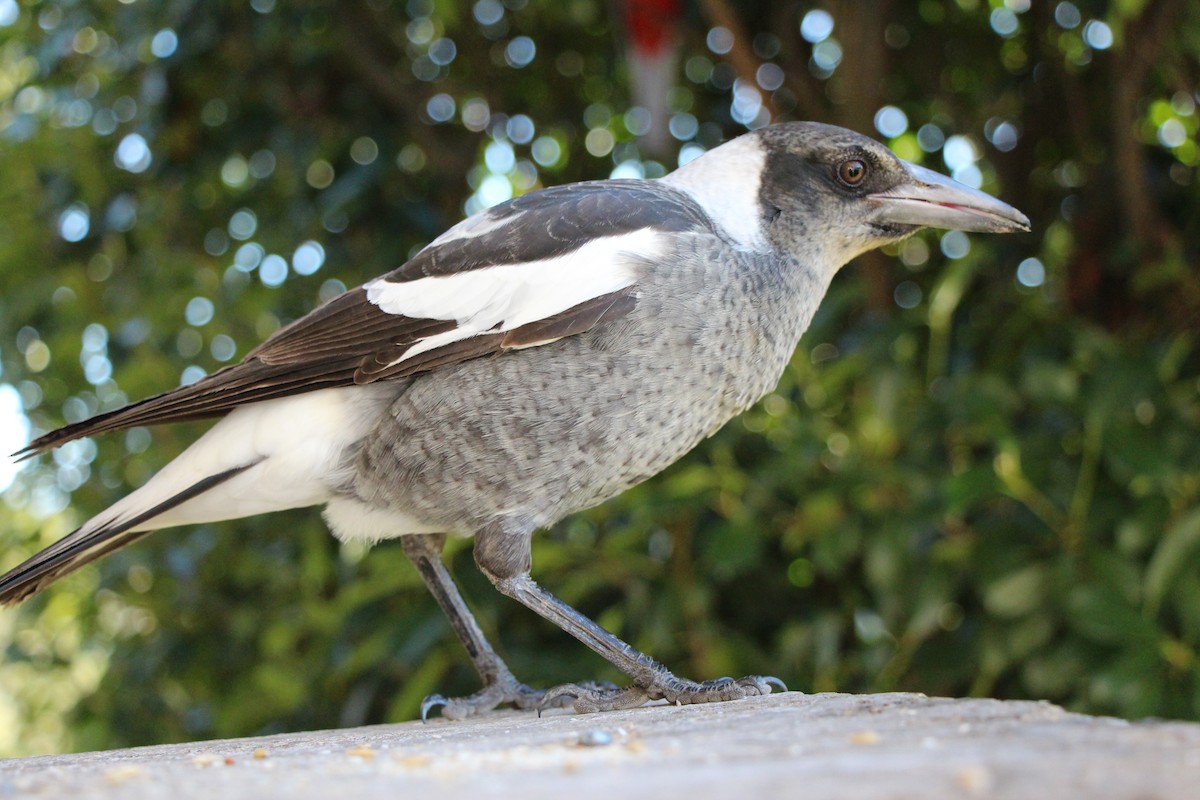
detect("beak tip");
top-left (1002, 214), bottom-right (1032, 234)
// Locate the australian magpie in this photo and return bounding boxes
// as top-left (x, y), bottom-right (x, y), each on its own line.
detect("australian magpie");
top-left (1, 122), bottom-right (1029, 718)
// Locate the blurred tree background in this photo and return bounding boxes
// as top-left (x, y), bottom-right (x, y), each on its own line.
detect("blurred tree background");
top-left (1, 0), bottom-right (1198, 757)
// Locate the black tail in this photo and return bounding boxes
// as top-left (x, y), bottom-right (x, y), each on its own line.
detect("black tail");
top-left (0, 464), bottom-right (255, 605)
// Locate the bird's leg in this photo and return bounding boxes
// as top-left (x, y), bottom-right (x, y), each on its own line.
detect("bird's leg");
top-left (400, 533), bottom-right (552, 719)
top-left (474, 524), bottom-right (785, 714)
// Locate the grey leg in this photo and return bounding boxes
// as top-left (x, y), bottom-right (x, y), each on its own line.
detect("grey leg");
top-left (474, 525), bottom-right (785, 714)
top-left (400, 533), bottom-right (545, 719)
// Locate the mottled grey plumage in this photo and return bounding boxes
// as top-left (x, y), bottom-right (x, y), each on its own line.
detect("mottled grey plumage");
top-left (2, 121), bottom-right (1029, 717)
top-left (349, 236), bottom-right (822, 536)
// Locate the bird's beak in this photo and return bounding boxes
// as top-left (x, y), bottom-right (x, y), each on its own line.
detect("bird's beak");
top-left (868, 161), bottom-right (1031, 233)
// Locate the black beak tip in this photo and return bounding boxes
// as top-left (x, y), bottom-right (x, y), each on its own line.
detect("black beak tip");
top-left (1009, 211), bottom-right (1033, 233)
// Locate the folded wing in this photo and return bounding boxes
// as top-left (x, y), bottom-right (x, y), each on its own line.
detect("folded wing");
top-left (17, 180), bottom-right (711, 458)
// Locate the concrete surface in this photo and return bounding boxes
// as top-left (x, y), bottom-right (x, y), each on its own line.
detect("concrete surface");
top-left (2, 692), bottom-right (1198, 799)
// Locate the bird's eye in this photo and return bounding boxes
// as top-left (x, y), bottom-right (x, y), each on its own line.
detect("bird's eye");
top-left (838, 159), bottom-right (867, 187)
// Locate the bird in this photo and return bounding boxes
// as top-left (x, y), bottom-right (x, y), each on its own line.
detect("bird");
top-left (1, 121), bottom-right (1029, 719)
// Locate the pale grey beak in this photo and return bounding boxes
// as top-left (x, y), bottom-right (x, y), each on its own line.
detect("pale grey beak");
top-left (869, 161), bottom-right (1031, 233)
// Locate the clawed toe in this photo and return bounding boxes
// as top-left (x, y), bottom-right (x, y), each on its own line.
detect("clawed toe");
top-left (535, 680), bottom-right (619, 713)
top-left (420, 689), bottom-right (499, 721)
top-left (420, 678), bottom-right (544, 721)
top-left (689, 674), bottom-right (785, 703)
top-left (536, 674), bottom-right (786, 715)
top-left (420, 693), bottom-right (450, 721)
top-left (763, 675), bottom-right (788, 693)
top-left (538, 682), bottom-right (649, 714)
top-left (423, 673), bottom-right (785, 720)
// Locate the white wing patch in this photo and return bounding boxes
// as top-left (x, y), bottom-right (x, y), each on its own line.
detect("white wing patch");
top-left (660, 134), bottom-right (767, 252)
top-left (364, 228), bottom-right (663, 364)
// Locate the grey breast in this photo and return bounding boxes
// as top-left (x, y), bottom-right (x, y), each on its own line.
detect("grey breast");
top-left (344, 231), bottom-right (825, 536)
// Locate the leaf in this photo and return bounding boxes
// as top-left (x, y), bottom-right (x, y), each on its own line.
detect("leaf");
top-left (983, 564), bottom-right (1049, 619)
top-left (1144, 507), bottom-right (1200, 616)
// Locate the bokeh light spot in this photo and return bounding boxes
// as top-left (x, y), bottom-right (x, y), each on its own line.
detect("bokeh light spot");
top-left (1054, 1), bottom-right (1081, 29)
top-left (426, 93), bottom-right (456, 123)
top-left (800, 9), bottom-right (834, 43)
top-left (397, 144), bottom-right (427, 172)
top-left (917, 123), bottom-right (945, 153)
top-left (531, 135), bottom-right (562, 167)
top-left (461, 97), bottom-right (491, 131)
top-left (669, 112), bottom-right (698, 141)
top-left (350, 136), bottom-right (379, 165)
top-left (610, 160), bottom-right (645, 180)
top-left (58, 204), bottom-right (90, 242)
top-left (181, 365), bottom-right (207, 386)
top-left (473, 0), bottom-right (503, 25)
top-left (989, 8), bottom-right (1018, 37)
top-left (943, 135), bottom-right (978, 170)
top-left (477, 174), bottom-right (513, 208)
top-left (874, 105), bottom-right (908, 138)
top-left (260, 254), bottom-right (288, 287)
top-left (234, 242), bottom-right (264, 272)
top-left (1157, 119), bottom-right (1187, 148)
top-left (1016, 257), bottom-right (1045, 287)
top-left (505, 36), bottom-right (536, 68)
top-left (150, 28), bottom-right (178, 58)
top-left (894, 280), bottom-right (922, 309)
top-left (485, 140), bottom-right (515, 173)
top-left (940, 230), bottom-right (971, 259)
top-left (0, 0), bottom-right (18, 26)
top-left (292, 241), bottom-right (325, 275)
top-left (115, 133), bottom-right (152, 173)
top-left (811, 39), bottom-right (842, 73)
top-left (428, 37), bottom-right (457, 66)
top-left (507, 114), bottom-right (535, 144)
top-left (221, 155), bottom-right (249, 187)
top-left (306, 159), bottom-right (335, 189)
top-left (1083, 20), bottom-right (1113, 50)
top-left (228, 208), bottom-right (258, 240)
top-left (585, 128), bottom-right (615, 157)
top-left (706, 26), bottom-right (734, 54)
top-left (756, 63), bottom-right (784, 92)
top-left (249, 149), bottom-right (276, 179)
top-left (210, 334), bottom-right (237, 362)
top-left (185, 297), bottom-right (214, 327)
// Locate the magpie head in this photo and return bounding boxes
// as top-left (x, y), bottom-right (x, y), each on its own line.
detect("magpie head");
top-left (752, 122), bottom-right (1030, 268)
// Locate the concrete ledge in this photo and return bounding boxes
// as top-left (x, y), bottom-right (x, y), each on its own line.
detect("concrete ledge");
top-left (3, 692), bottom-right (1198, 799)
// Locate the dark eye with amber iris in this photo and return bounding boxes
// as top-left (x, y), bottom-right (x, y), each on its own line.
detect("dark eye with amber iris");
top-left (838, 159), bottom-right (867, 187)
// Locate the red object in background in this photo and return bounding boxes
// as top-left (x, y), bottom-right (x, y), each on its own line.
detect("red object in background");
top-left (623, 0), bottom-right (683, 55)
top-left (620, 0), bottom-right (684, 157)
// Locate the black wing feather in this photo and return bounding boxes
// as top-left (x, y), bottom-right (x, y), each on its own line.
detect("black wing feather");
top-left (391, 180), bottom-right (708, 280)
top-left (16, 180), bottom-right (709, 458)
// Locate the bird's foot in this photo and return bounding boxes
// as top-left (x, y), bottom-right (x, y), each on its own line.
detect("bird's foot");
top-left (421, 674), bottom-right (619, 720)
top-left (539, 674), bottom-right (786, 714)
top-left (421, 673), bottom-right (541, 721)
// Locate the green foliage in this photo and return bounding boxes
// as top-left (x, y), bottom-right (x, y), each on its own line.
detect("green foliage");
top-left (1, 0), bottom-right (1198, 756)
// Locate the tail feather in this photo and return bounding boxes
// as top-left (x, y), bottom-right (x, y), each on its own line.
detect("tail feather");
top-left (14, 359), bottom-right (359, 460)
top-left (0, 464), bottom-right (254, 606)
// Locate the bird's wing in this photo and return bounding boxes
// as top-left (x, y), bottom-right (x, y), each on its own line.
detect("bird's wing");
top-left (18, 181), bottom-right (711, 457)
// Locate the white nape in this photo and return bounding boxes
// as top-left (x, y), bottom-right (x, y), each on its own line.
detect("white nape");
top-left (660, 134), bottom-right (768, 252)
